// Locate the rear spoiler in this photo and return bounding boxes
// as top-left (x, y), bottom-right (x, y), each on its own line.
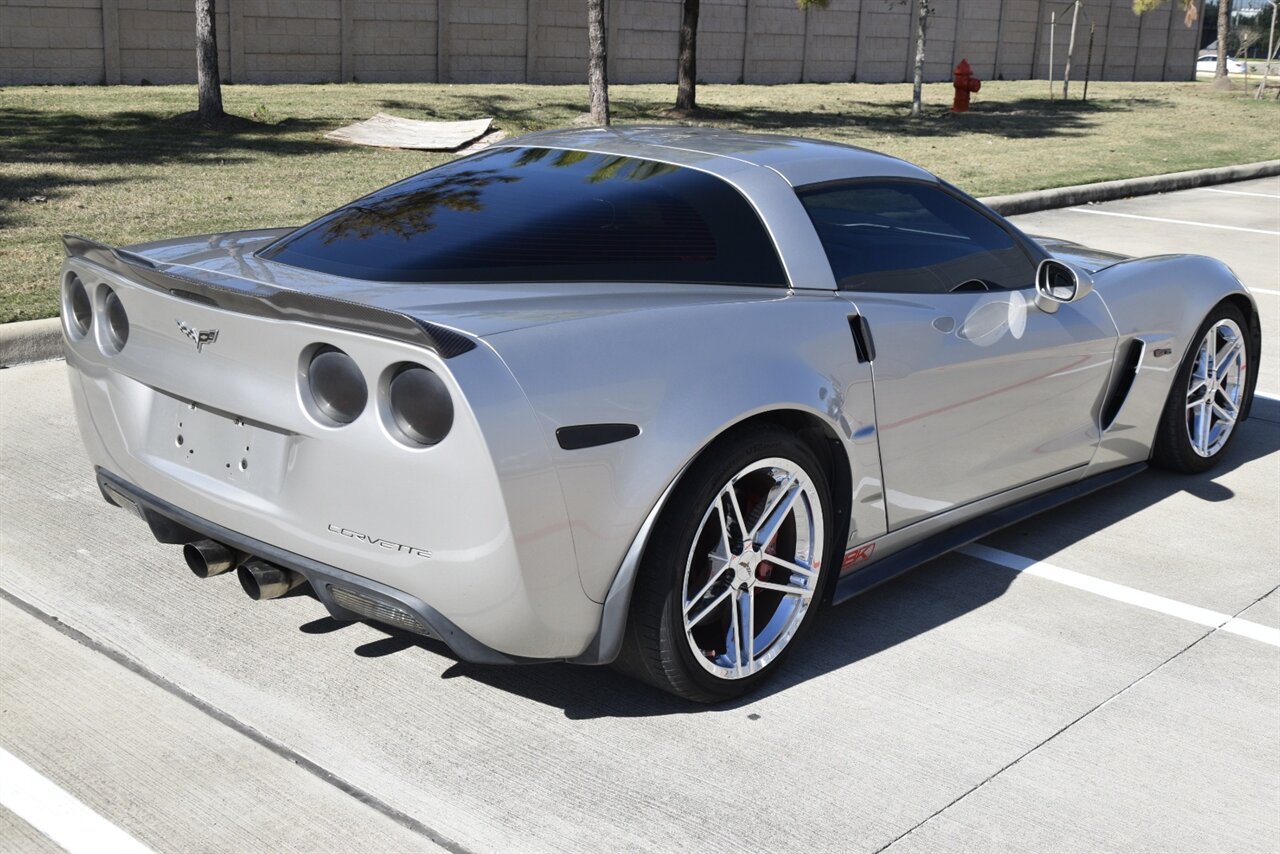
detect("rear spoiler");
top-left (62, 234), bottom-right (476, 359)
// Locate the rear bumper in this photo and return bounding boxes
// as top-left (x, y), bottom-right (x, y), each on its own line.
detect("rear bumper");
top-left (60, 249), bottom-right (604, 660)
top-left (97, 467), bottom-right (543, 665)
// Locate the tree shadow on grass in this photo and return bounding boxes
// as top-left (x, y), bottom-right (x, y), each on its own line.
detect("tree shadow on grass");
top-left (376, 95), bottom-right (605, 127)
top-left (692, 96), bottom-right (1172, 140)
top-left (379, 93), bottom-right (1171, 142)
top-left (0, 108), bottom-right (335, 167)
top-left (0, 172), bottom-right (134, 229)
top-left (0, 107), bottom-right (336, 225)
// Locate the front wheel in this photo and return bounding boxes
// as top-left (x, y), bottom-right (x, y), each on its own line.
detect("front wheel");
top-left (615, 426), bottom-right (833, 702)
top-left (1152, 303), bottom-right (1250, 474)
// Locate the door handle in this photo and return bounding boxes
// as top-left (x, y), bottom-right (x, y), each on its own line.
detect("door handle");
top-left (848, 315), bottom-right (876, 363)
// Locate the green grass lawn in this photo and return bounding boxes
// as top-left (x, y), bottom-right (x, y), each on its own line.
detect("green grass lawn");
top-left (2, 79), bottom-right (1277, 322)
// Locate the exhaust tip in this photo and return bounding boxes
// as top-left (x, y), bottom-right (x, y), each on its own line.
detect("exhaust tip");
top-left (184, 539), bottom-right (238, 578)
top-left (238, 559), bottom-right (305, 601)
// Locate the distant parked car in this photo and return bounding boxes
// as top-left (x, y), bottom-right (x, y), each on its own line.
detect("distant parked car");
top-left (1198, 53), bottom-right (1247, 74)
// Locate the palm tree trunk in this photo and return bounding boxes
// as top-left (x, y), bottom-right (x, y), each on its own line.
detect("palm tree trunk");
top-left (911, 0), bottom-right (929, 116)
top-left (587, 0), bottom-right (610, 125)
top-left (1216, 0), bottom-right (1231, 80)
top-left (195, 0), bottom-right (223, 122)
top-left (676, 0), bottom-right (700, 111)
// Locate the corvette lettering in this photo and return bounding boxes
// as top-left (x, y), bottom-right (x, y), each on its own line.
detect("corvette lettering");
top-left (327, 524), bottom-right (432, 558)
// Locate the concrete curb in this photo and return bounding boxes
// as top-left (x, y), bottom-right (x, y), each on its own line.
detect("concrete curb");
top-left (2, 161), bottom-right (1276, 368)
top-left (0, 318), bottom-right (63, 368)
top-left (980, 160), bottom-right (1280, 216)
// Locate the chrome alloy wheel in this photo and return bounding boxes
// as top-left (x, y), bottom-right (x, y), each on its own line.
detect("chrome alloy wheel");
top-left (681, 457), bottom-right (825, 680)
top-left (1186, 318), bottom-right (1248, 457)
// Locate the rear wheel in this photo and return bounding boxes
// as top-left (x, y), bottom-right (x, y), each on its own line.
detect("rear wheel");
top-left (615, 426), bottom-right (833, 702)
top-left (1152, 304), bottom-right (1250, 473)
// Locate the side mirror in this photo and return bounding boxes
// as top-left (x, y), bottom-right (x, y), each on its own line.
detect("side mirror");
top-left (1034, 259), bottom-right (1094, 314)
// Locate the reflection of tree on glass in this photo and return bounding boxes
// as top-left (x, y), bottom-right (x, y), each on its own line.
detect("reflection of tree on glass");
top-left (514, 148), bottom-right (680, 184)
top-left (316, 170), bottom-right (518, 245)
top-left (261, 146), bottom-right (788, 287)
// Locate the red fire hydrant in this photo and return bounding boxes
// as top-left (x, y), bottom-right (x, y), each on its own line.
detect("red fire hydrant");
top-left (952, 59), bottom-right (981, 113)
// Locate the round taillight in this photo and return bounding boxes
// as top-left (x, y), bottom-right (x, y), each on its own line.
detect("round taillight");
top-left (67, 275), bottom-right (91, 337)
top-left (306, 346), bottom-right (367, 424)
top-left (387, 364), bottom-right (453, 446)
top-left (103, 287), bottom-right (129, 351)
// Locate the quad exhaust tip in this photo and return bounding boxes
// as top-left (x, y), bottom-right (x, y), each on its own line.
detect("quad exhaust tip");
top-left (238, 558), bottom-right (306, 601)
top-left (184, 539), bottom-right (240, 579)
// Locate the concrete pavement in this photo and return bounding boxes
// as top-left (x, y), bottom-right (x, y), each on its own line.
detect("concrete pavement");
top-left (1009, 176), bottom-right (1280, 398)
top-left (0, 178), bottom-right (1277, 853)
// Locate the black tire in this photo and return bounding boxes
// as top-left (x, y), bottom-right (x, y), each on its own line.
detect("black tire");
top-left (1152, 302), bottom-right (1251, 474)
top-left (614, 424), bottom-right (834, 703)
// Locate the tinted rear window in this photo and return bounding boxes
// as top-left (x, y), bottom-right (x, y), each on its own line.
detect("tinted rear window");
top-left (260, 147), bottom-right (788, 287)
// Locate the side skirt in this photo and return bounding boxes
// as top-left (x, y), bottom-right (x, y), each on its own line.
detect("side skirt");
top-left (832, 462), bottom-right (1146, 605)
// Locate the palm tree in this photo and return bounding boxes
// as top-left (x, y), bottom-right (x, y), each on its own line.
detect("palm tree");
top-left (587, 0), bottom-right (610, 125)
top-left (910, 0), bottom-right (932, 117)
top-left (195, 0), bottom-right (224, 123)
top-left (1215, 0), bottom-right (1232, 83)
top-left (675, 0), bottom-right (700, 112)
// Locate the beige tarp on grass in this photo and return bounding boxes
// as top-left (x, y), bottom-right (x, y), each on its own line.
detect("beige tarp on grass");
top-left (325, 114), bottom-right (494, 150)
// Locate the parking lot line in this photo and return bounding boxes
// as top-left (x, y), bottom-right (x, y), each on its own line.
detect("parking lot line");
top-left (959, 544), bottom-right (1280, 647)
top-left (0, 745), bottom-right (155, 854)
top-left (1249, 288), bottom-right (1280, 297)
top-left (1199, 187), bottom-right (1280, 199)
top-left (1064, 208), bottom-right (1280, 236)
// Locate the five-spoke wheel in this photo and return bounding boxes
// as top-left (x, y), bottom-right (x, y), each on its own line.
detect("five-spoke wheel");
top-left (1154, 303), bottom-right (1252, 473)
top-left (1184, 317), bottom-right (1247, 458)
top-left (681, 457), bottom-right (824, 681)
top-left (616, 426), bottom-right (832, 702)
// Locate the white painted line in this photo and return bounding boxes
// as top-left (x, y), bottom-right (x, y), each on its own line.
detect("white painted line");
top-left (1065, 207), bottom-right (1280, 236)
top-left (1248, 288), bottom-right (1280, 297)
top-left (0, 746), bottom-right (155, 854)
top-left (1199, 187), bottom-right (1280, 199)
top-left (960, 543), bottom-right (1280, 648)
top-left (1257, 392), bottom-right (1280, 402)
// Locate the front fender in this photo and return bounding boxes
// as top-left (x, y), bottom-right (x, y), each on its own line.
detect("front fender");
top-left (1087, 254), bottom-right (1256, 473)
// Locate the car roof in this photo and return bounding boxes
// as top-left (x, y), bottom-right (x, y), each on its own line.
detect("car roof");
top-left (499, 125), bottom-right (937, 188)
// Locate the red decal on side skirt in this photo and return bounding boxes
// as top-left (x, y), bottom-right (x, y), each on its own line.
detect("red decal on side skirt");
top-left (841, 542), bottom-right (876, 571)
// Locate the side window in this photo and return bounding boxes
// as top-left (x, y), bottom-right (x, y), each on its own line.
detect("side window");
top-left (797, 181), bottom-right (1038, 293)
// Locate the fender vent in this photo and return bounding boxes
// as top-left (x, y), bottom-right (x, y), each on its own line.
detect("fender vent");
top-left (1101, 338), bottom-right (1143, 430)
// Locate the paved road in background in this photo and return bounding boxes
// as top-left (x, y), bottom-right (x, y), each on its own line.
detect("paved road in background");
top-left (1, 179), bottom-right (1277, 853)
top-left (1009, 175), bottom-right (1280, 397)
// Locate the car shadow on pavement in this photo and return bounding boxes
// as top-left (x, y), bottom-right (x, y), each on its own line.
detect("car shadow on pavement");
top-left (304, 405), bottom-right (1279, 718)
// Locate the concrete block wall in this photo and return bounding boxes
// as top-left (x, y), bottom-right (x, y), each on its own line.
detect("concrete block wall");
top-left (530, 0), bottom-right (586, 83)
top-left (2, 0), bottom-right (106, 85)
top-left (803, 0), bottom-right (858, 84)
top-left (238, 0), bottom-right (340, 83)
top-left (0, 0), bottom-right (1202, 87)
top-left (449, 0), bottom-right (527, 82)
top-left (118, 0), bottom-right (228, 85)
top-left (351, 2), bottom-right (438, 83)
top-left (696, 0), bottom-right (747, 83)
top-left (611, 0), bottom-right (680, 83)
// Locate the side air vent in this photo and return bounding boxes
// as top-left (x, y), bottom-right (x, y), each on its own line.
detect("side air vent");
top-left (1101, 338), bottom-right (1144, 430)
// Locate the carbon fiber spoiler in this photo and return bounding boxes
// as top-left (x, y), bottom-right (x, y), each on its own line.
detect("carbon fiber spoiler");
top-left (62, 234), bottom-right (477, 358)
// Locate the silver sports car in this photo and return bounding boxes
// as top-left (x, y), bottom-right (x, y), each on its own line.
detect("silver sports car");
top-left (60, 127), bottom-right (1260, 701)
